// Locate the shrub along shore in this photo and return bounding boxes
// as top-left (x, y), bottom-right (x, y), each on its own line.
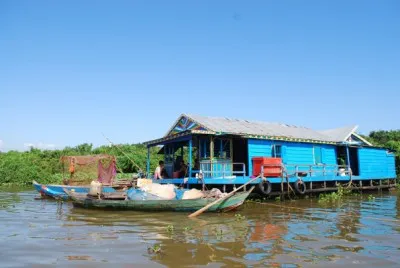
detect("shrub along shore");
top-left (0, 143), bottom-right (162, 185)
top-left (0, 130), bottom-right (399, 186)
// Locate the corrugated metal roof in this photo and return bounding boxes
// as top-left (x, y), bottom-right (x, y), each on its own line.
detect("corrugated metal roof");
top-left (185, 114), bottom-right (338, 142)
top-left (319, 125), bottom-right (358, 142)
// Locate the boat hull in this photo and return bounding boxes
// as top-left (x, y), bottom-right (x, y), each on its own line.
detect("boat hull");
top-left (32, 180), bottom-right (117, 200)
top-left (65, 190), bottom-right (251, 212)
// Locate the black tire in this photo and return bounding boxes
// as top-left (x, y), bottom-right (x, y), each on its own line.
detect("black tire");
top-left (258, 180), bottom-right (272, 195)
top-left (294, 179), bottom-right (306, 194)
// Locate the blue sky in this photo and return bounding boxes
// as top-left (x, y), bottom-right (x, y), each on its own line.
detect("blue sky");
top-left (1, 0), bottom-right (399, 151)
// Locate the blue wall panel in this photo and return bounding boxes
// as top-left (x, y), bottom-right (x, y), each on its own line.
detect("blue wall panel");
top-left (358, 148), bottom-right (396, 179)
top-left (247, 139), bottom-right (337, 176)
top-left (247, 139), bottom-right (273, 175)
top-left (248, 139), bottom-right (396, 180)
top-left (387, 153), bottom-right (396, 178)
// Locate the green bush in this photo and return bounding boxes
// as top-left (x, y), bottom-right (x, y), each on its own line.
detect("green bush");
top-left (0, 143), bottom-right (162, 185)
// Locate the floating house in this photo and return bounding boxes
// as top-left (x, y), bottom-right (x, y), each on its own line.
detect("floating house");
top-left (144, 114), bottom-right (397, 195)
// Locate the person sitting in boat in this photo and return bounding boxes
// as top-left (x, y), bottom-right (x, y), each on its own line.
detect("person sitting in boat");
top-left (154, 161), bottom-right (165, 180)
top-left (178, 160), bottom-right (188, 178)
top-left (161, 167), bottom-right (169, 178)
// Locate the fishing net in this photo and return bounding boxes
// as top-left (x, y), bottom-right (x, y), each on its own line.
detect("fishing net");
top-left (61, 155), bottom-right (116, 186)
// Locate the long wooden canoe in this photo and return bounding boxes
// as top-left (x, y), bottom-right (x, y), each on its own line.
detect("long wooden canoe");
top-left (64, 188), bottom-right (252, 212)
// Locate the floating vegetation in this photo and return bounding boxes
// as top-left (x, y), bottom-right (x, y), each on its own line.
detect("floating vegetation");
top-left (234, 214), bottom-right (246, 221)
top-left (215, 229), bottom-right (223, 239)
top-left (183, 226), bottom-right (191, 232)
top-left (319, 192), bottom-right (341, 203)
top-left (166, 225), bottom-right (174, 233)
top-left (367, 195), bottom-right (376, 201)
top-left (318, 185), bottom-right (351, 203)
top-left (275, 196), bottom-right (281, 202)
top-left (147, 244), bottom-right (162, 255)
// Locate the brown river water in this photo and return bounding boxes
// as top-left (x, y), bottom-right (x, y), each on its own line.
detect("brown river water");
top-left (1, 187), bottom-right (400, 267)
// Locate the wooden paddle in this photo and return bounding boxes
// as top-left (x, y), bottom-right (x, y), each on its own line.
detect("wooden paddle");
top-left (188, 175), bottom-right (261, 218)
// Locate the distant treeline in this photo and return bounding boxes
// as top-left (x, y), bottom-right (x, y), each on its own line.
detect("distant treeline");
top-left (0, 130), bottom-right (399, 185)
top-left (0, 143), bottom-right (162, 185)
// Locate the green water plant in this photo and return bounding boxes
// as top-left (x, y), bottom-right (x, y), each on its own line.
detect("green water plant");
top-left (215, 229), bottom-right (223, 239)
top-left (147, 244), bottom-right (162, 255)
top-left (234, 214), bottom-right (246, 221)
top-left (318, 185), bottom-right (352, 203)
top-left (166, 225), bottom-right (174, 233)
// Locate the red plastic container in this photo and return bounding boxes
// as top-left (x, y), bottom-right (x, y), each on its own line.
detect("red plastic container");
top-left (252, 157), bottom-right (282, 177)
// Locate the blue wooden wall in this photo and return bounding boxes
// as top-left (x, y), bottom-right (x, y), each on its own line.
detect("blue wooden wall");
top-left (358, 148), bottom-right (396, 179)
top-left (247, 139), bottom-right (397, 179)
top-left (247, 139), bottom-right (337, 176)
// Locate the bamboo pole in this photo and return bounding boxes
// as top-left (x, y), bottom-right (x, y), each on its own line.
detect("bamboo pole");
top-left (102, 133), bottom-right (143, 172)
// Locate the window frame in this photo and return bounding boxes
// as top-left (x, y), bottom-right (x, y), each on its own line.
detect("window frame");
top-left (272, 144), bottom-right (282, 158)
top-left (213, 138), bottom-right (231, 159)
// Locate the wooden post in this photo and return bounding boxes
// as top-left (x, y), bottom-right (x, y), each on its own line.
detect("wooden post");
top-left (210, 136), bottom-right (214, 177)
top-left (146, 146), bottom-right (150, 177)
top-left (230, 138), bottom-right (233, 160)
top-left (188, 139), bottom-right (192, 178)
top-left (346, 146), bottom-right (351, 173)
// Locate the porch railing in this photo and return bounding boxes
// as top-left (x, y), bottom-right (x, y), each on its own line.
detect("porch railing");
top-left (197, 161), bottom-right (246, 179)
top-left (260, 163), bottom-right (352, 178)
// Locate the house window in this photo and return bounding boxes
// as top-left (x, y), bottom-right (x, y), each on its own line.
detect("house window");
top-left (213, 138), bottom-right (231, 159)
top-left (272, 145), bottom-right (282, 158)
top-left (164, 145), bottom-right (174, 162)
top-left (314, 146), bottom-right (322, 164)
top-left (199, 138), bottom-right (210, 159)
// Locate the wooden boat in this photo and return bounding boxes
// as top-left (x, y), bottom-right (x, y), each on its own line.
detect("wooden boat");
top-left (64, 188), bottom-right (252, 212)
top-left (32, 154), bottom-right (132, 200)
top-left (33, 180), bottom-right (119, 200)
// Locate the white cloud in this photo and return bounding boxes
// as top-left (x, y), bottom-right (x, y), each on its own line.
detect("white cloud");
top-left (24, 142), bottom-right (56, 150)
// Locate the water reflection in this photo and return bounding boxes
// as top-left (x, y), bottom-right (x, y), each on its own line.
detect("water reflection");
top-left (0, 189), bottom-right (400, 267)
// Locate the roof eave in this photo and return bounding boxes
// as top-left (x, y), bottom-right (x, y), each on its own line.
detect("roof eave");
top-left (244, 135), bottom-right (337, 145)
top-left (144, 129), bottom-right (216, 146)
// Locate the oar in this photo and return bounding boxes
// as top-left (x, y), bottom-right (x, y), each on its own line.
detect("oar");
top-left (188, 175), bottom-right (261, 218)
